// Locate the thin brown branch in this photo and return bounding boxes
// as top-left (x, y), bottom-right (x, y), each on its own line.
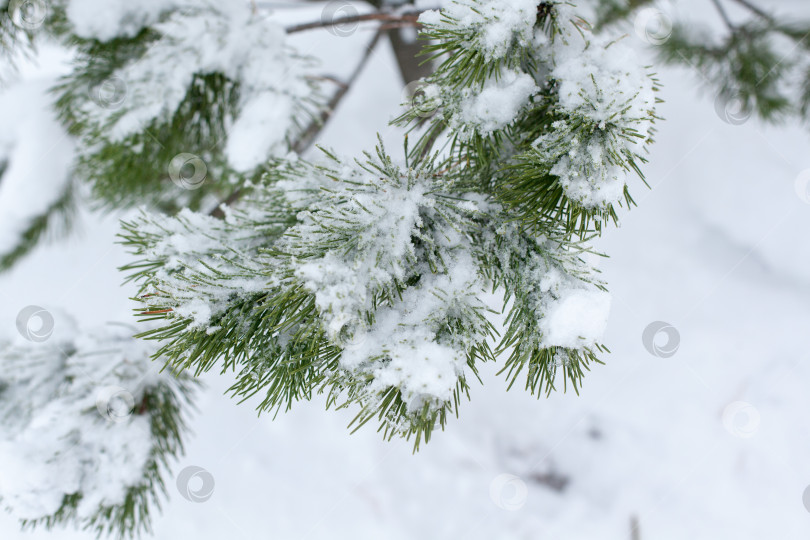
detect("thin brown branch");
top-left (710, 0), bottom-right (736, 31)
top-left (292, 29), bottom-right (383, 154)
top-left (286, 12), bottom-right (423, 34)
top-left (209, 30), bottom-right (384, 217)
top-left (729, 0), bottom-right (774, 23)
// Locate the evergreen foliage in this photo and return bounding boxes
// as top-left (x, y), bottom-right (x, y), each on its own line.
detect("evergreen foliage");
top-left (601, 0), bottom-right (810, 124)
top-left (0, 323), bottom-right (195, 539)
top-left (118, 0), bottom-right (653, 452)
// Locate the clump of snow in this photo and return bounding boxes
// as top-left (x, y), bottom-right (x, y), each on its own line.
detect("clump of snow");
top-left (419, 0), bottom-right (540, 59)
top-left (534, 120), bottom-right (630, 207)
top-left (293, 171), bottom-right (433, 324)
top-left (482, 222), bottom-right (610, 357)
top-left (0, 79), bottom-right (74, 255)
top-left (537, 18), bottom-right (657, 207)
top-left (550, 33), bottom-right (657, 145)
top-left (339, 251), bottom-right (487, 408)
top-left (455, 69), bottom-right (538, 135)
top-left (538, 288), bottom-right (611, 348)
top-left (225, 91), bottom-right (299, 172)
top-left (65, 0), bottom-right (182, 40)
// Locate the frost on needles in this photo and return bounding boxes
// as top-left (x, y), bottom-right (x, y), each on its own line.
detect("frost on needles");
top-left (121, 1), bottom-right (658, 450)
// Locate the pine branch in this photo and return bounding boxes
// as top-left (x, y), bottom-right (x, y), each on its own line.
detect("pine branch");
top-left (0, 180), bottom-right (76, 272)
top-left (0, 324), bottom-right (197, 539)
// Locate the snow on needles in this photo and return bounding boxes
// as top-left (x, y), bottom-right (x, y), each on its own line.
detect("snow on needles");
top-left (76, 2), bottom-right (315, 172)
top-left (419, 0), bottom-right (539, 60)
top-left (0, 320), bottom-right (186, 522)
top-left (455, 69), bottom-right (539, 135)
top-left (284, 159), bottom-right (491, 411)
top-left (65, 0), bottom-right (182, 41)
top-left (540, 11), bottom-right (658, 207)
top-left (418, 0), bottom-right (657, 207)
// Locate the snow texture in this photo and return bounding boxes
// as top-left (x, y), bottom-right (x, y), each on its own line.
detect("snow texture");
top-left (539, 288), bottom-right (611, 348)
top-left (282, 160), bottom-right (492, 413)
top-left (455, 69), bottom-right (538, 135)
top-left (65, 0), bottom-right (181, 40)
top-left (540, 11), bottom-right (657, 207)
top-left (135, 207), bottom-right (271, 330)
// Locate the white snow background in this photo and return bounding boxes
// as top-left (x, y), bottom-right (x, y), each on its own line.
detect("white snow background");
top-left (2, 0), bottom-right (810, 538)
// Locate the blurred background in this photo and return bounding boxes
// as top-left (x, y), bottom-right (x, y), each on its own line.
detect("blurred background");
top-left (1, 0), bottom-right (810, 538)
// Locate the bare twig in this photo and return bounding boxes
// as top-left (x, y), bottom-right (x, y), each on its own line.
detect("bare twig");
top-left (209, 30), bottom-right (384, 217)
top-left (286, 12), bottom-right (423, 34)
top-left (729, 0), bottom-right (774, 23)
top-left (292, 29), bottom-right (383, 154)
top-left (710, 0), bottom-right (736, 31)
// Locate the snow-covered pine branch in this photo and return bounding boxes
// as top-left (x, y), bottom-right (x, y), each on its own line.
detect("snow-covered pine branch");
top-left (121, 131), bottom-right (615, 447)
top-left (398, 0), bottom-right (659, 235)
top-left (51, 0), bottom-right (321, 209)
top-left (0, 319), bottom-right (195, 538)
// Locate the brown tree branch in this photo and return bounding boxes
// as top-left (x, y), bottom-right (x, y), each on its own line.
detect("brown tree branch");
top-left (293, 29), bottom-right (383, 153)
top-left (210, 30), bottom-right (384, 217)
top-left (286, 12), bottom-right (423, 34)
top-left (710, 0), bottom-right (736, 31)
top-left (728, 0), bottom-right (774, 23)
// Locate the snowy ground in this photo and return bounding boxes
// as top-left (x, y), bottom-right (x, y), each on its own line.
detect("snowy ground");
top-left (2, 1), bottom-right (810, 538)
